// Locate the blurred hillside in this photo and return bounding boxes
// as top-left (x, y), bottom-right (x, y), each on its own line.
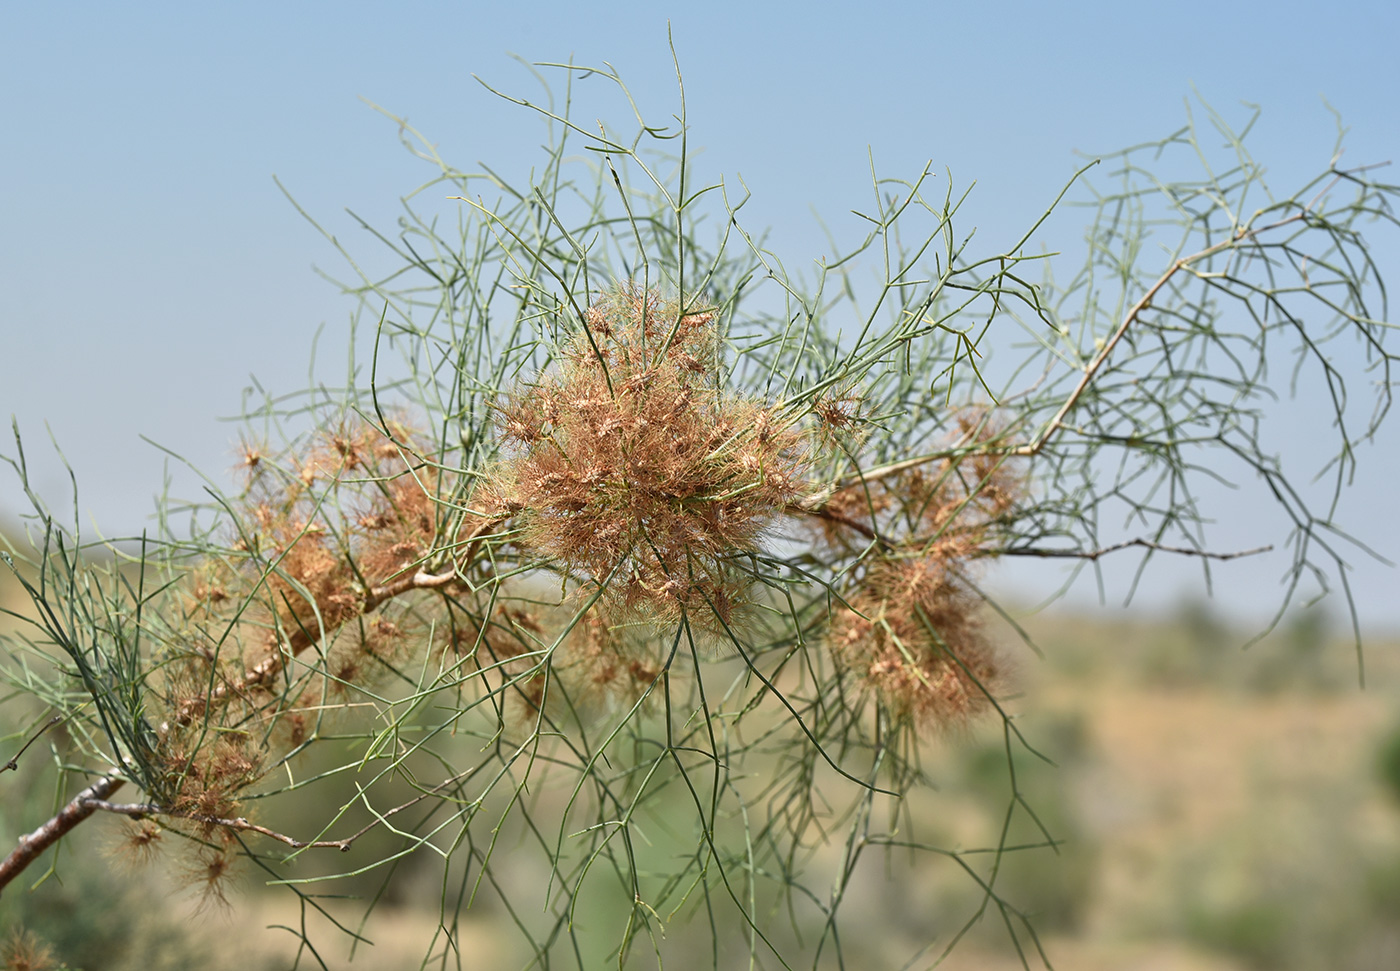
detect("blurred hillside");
top-left (1, 547), bottom-right (1398, 969)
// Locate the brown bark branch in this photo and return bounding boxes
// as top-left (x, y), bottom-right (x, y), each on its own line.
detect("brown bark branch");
top-left (81, 763), bottom-right (482, 855)
top-left (79, 799), bottom-right (354, 851)
top-left (0, 774), bottom-right (126, 895)
top-left (786, 502), bottom-right (886, 544)
top-left (999, 539), bottom-right (1273, 562)
top-left (1012, 213), bottom-right (1305, 459)
top-left (796, 425), bottom-right (987, 515)
top-left (167, 514), bottom-right (506, 730)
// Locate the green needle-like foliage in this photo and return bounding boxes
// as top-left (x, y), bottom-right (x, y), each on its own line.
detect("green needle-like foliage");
top-left (1, 54), bottom-right (1394, 971)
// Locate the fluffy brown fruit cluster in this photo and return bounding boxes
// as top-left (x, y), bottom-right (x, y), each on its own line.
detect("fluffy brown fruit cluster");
top-left (154, 419), bottom-right (452, 840)
top-left (829, 553), bottom-right (1003, 727)
top-left (823, 417), bottom-right (1020, 728)
top-left (487, 285), bottom-right (807, 628)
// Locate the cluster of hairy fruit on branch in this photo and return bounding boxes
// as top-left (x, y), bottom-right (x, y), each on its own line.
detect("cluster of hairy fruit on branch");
top-left (481, 283), bottom-right (1019, 725)
top-left (142, 415), bottom-right (453, 897)
top-left (481, 285), bottom-right (1019, 727)
top-left (135, 284), bottom-right (1019, 890)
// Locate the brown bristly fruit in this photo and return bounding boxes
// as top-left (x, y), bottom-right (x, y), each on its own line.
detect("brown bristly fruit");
top-left (183, 847), bottom-right (236, 912)
top-left (822, 410), bottom-right (1021, 729)
top-left (3, 929), bottom-right (55, 971)
top-left (490, 284), bottom-right (808, 630)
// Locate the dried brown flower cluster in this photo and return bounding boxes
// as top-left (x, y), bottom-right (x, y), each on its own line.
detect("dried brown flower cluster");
top-left (3, 929), bottom-right (55, 971)
top-left (168, 417), bottom-right (447, 723)
top-left (487, 285), bottom-right (808, 627)
top-left (144, 418), bottom-right (472, 892)
top-left (240, 417), bottom-right (446, 635)
top-left (829, 553), bottom-right (1003, 727)
top-left (824, 415), bottom-right (1020, 728)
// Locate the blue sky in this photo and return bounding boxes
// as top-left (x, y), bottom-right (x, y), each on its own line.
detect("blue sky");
top-left (3, 1), bottom-right (1397, 629)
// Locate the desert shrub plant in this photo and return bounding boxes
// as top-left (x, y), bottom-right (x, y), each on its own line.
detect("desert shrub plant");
top-left (2, 54), bottom-right (1395, 970)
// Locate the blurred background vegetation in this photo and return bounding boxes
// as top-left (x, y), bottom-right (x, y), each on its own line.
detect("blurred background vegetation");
top-left (4, 538), bottom-right (1396, 970)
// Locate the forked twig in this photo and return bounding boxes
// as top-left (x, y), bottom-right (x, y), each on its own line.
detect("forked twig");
top-left (80, 799), bottom-right (356, 851)
top-left (1013, 214), bottom-right (1309, 459)
top-left (1000, 539), bottom-right (1274, 562)
top-left (0, 762), bottom-right (485, 894)
top-left (2, 715), bottom-right (62, 773)
top-left (0, 774), bottom-right (126, 895)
